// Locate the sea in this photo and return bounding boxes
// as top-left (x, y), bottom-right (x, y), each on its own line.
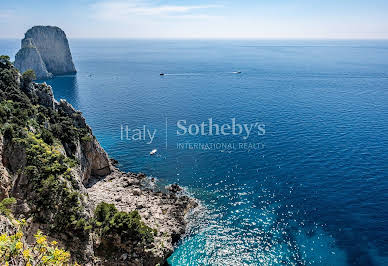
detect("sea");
top-left (1, 39), bottom-right (388, 265)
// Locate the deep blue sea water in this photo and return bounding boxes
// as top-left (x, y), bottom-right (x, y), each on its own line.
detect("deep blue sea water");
top-left (1, 39), bottom-right (388, 265)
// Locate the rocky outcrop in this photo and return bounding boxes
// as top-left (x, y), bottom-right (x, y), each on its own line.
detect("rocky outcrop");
top-left (87, 170), bottom-right (197, 264)
top-left (14, 26), bottom-right (76, 79)
top-left (22, 82), bottom-right (56, 109)
top-left (53, 99), bottom-right (112, 183)
top-left (2, 138), bottom-right (27, 174)
top-left (0, 58), bottom-right (197, 265)
top-left (21, 81), bottom-right (112, 183)
top-left (0, 136), bottom-right (11, 199)
top-left (14, 39), bottom-right (52, 79)
top-left (78, 137), bottom-right (112, 183)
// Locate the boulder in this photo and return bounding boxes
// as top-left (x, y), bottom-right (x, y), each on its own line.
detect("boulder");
top-left (166, 183), bottom-right (183, 193)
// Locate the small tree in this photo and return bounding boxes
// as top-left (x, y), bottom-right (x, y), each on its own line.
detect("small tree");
top-left (21, 69), bottom-right (36, 88)
top-left (0, 197), bottom-right (16, 217)
top-left (0, 55), bottom-right (11, 68)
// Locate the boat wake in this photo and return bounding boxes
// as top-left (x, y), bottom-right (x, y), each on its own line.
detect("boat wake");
top-left (160, 71), bottom-right (242, 76)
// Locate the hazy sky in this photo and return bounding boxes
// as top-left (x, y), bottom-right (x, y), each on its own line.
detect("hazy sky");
top-left (1, 0), bottom-right (387, 39)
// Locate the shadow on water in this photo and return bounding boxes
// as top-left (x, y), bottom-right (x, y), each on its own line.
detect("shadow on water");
top-left (38, 74), bottom-right (80, 109)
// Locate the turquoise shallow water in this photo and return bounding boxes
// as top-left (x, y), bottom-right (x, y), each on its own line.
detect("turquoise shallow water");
top-left (1, 39), bottom-right (388, 265)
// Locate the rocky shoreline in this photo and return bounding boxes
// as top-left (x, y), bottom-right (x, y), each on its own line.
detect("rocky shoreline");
top-left (0, 58), bottom-right (198, 265)
top-left (87, 168), bottom-right (197, 264)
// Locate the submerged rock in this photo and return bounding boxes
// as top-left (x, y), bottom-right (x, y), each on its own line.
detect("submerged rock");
top-left (14, 26), bottom-right (76, 79)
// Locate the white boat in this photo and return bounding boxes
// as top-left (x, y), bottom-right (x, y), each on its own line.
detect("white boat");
top-left (150, 149), bottom-right (157, 155)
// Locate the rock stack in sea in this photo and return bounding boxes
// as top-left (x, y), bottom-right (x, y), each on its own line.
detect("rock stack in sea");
top-left (15, 26), bottom-right (76, 79)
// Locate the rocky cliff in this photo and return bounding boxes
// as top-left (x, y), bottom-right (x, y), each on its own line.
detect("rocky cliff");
top-left (14, 38), bottom-right (52, 79)
top-left (14, 26), bottom-right (76, 79)
top-left (0, 55), bottom-right (196, 265)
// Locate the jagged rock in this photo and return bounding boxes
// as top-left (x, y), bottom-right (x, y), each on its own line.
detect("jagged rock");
top-left (87, 168), bottom-right (198, 265)
top-left (2, 138), bottom-right (27, 174)
top-left (21, 81), bottom-right (112, 183)
top-left (137, 173), bottom-right (146, 179)
top-left (55, 99), bottom-right (87, 128)
top-left (22, 38), bottom-right (34, 48)
top-left (110, 158), bottom-right (119, 166)
top-left (14, 41), bottom-right (52, 79)
top-left (120, 253), bottom-right (128, 261)
top-left (166, 183), bottom-right (183, 193)
top-left (133, 188), bottom-right (142, 196)
top-left (0, 59), bottom-right (198, 265)
top-left (78, 136), bottom-right (112, 183)
top-left (14, 26), bottom-right (76, 79)
top-left (20, 81), bottom-right (57, 109)
top-left (33, 83), bottom-right (56, 109)
top-left (0, 136), bottom-right (11, 199)
top-left (0, 215), bottom-right (16, 235)
top-left (56, 99), bottom-right (77, 115)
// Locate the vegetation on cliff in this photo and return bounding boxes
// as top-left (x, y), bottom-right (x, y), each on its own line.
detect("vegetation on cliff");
top-left (94, 202), bottom-right (155, 244)
top-left (0, 55), bottom-right (157, 263)
top-left (0, 55), bottom-right (90, 237)
top-left (0, 199), bottom-right (76, 265)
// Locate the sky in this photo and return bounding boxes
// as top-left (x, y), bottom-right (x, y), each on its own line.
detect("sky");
top-left (1, 0), bottom-right (388, 39)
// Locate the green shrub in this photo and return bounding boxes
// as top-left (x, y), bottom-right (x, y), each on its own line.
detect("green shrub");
top-left (81, 134), bottom-right (93, 143)
top-left (40, 128), bottom-right (54, 145)
top-left (94, 202), bottom-right (117, 228)
top-left (0, 55), bottom-right (92, 240)
top-left (93, 202), bottom-right (154, 244)
top-left (0, 100), bottom-right (33, 133)
top-left (17, 132), bottom-right (89, 237)
top-left (21, 69), bottom-right (36, 88)
top-left (0, 197), bottom-right (16, 216)
top-left (0, 55), bottom-right (11, 69)
top-left (0, 56), bottom-right (30, 107)
top-left (3, 123), bottom-right (15, 139)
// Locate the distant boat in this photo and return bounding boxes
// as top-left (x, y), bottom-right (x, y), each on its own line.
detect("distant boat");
top-left (150, 149), bottom-right (157, 155)
top-left (233, 71), bottom-right (242, 74)
top-left (160, 73), bottom-right (165, 76)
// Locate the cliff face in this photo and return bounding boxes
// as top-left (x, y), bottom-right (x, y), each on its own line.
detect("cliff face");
top-left (0, 56), bottom-right (196, 264)
top-left (14, 38), bottom-right (52, 79)
top-left (14, 26), bottom-right (76, 79)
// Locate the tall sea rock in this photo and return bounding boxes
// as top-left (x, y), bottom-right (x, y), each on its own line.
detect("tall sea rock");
top-left (14, 26), bottom-right (76, 79)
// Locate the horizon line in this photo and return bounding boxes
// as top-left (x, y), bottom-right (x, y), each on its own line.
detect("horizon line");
top-left (1, 37), bottom-right (388, 41)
